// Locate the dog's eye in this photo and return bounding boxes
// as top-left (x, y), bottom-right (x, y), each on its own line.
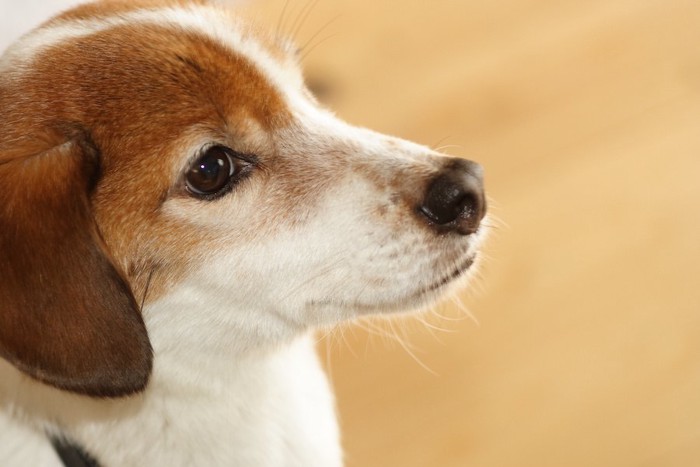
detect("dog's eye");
top-left (185, 146), bottom-right (237, 197)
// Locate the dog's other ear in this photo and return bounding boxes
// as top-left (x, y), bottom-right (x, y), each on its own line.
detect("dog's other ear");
top-left (0, 132), bottom-right (153, 398)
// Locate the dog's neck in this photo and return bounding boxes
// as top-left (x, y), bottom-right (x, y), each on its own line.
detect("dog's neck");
top-left (84, 336), bottom-right (340, 466)
top-left (1, 295), bottom-right (342, 466)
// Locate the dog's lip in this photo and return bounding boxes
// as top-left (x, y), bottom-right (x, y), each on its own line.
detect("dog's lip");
top-left (422, 253), bottom-right (476, 295)
top-left (308, 253), bottom-right (477, 313)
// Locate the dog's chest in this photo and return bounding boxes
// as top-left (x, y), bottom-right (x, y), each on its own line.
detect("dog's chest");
top-left (2, 336), bottom-right (341, 467)
top-left (94, 337), bottom-right (340, 466)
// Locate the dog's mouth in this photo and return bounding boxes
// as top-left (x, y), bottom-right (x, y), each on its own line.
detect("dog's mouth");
top-left (307, 252), bottom-right (478, 315)
top-left (421, 253), bottom-right (476, 295)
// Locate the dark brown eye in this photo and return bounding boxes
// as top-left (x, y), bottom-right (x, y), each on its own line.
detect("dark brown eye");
top-left (185, 146), bottom-right (235, 197)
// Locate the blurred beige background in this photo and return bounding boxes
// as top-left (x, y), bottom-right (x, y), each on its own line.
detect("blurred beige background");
top-left (244, 1), bottom-right (700, 466)
top-left (3, 1), bottom-right (699, 466)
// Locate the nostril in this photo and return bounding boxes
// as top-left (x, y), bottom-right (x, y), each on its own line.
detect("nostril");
top-left (421, 184), bottom-right (465, 224)
top-left (420, 159), bottom-right (486, 235)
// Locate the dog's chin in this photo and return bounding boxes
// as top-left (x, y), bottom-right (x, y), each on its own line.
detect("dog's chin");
top-left (307, 253), bottom-right (479, 318)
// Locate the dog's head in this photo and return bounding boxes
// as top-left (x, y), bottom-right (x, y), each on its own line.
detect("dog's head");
top-left (0, 0), bottom-right (487, 398)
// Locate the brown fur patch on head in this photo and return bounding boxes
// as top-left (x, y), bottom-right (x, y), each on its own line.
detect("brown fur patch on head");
top-left (1, 8), bottom-right (294, 303)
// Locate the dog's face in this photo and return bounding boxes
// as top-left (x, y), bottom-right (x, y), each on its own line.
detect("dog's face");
top-left (0, 0), bottom-right (487, 397)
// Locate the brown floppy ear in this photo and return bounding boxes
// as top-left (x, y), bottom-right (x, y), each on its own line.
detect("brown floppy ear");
top-left (0, 133), bottom-right (153, 398)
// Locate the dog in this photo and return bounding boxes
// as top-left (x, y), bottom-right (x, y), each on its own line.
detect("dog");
top-left (0, 1), bottom-right (488, 465)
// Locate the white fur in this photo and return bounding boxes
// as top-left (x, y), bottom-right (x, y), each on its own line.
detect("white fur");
top-left (0, 5), bottom-right (300, 87)
top-left (0, 334), bottom-right (340, 467)
top-left (0, 2), bottom-right (488, 466)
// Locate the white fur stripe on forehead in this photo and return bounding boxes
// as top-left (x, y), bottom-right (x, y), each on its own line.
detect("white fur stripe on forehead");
top-left (0, 4), bottom-right (303, 94)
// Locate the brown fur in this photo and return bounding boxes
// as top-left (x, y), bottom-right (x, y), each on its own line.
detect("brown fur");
top-left (0, 129), bottom-right (152, 397)
top-left (0, 2), bottom-right (293, 396)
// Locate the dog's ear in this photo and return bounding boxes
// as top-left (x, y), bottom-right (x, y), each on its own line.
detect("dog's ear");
top-left (0, 131), bottom-right (153, 398)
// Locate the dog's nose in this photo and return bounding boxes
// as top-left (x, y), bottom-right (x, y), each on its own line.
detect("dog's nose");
top-left (419, 158), bottom-right (486, 235)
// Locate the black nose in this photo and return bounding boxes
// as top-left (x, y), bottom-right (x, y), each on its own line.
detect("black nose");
top-left (419, 158), bottom-right (486, 235)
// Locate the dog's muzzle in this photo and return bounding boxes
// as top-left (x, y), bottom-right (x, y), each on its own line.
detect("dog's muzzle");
top-left (419, 158), bottom-right (486, 235)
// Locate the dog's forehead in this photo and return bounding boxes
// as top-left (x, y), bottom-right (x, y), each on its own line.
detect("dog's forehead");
top-left (2, 1), bottom-right (299, 141)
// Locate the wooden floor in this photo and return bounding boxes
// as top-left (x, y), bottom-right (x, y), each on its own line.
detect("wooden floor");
top-left (244, 1), bottom-right (700, 466)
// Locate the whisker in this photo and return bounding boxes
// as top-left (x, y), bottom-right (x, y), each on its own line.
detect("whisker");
top-left (339, 322), bottom-right (360, 359)
top-left (411, 315), bottom-right (449, 346)
top-left (277, 248), bottom-right (353, 302)
top-left (300, 32), bottom-right (340, 62)
top-left (289, 0), bottom-right (321, 39)
top-left (315, 326), bottom-right (336, 373)
top-left (418, 310), bottom-right (460, 334)
top-left (482, 213), bottom-right (508, 232)
top-left (431, 305), bottom-right (469, 322)
top-left (431, 135), bottom-right (453, 151)
top-left (450, 294), bottom-right (481, 326)
top-left (354, 317), bottom-right (393, 346)
top-left (275, 0), bottom-right (293, 40)
top-left (140, 267), bottom-right (156, 311)
top-left (387, 319), bottom-right (438, 376)
top-left (315, 324), bottom-right (337, 344)
top-left (299, 15), bottom-right (342, 61)
top-left (324, 330), bottom-right (334, 375)
top-left (433, 144), bottom-right (465, 153)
